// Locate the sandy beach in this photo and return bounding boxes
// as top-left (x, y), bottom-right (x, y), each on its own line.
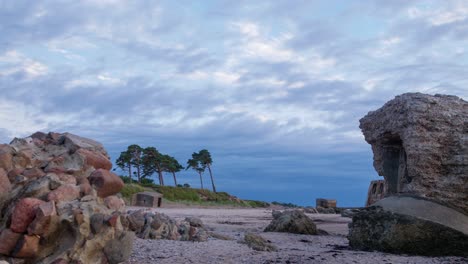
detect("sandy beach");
top-left (126, 207), bottom-right (467, 264)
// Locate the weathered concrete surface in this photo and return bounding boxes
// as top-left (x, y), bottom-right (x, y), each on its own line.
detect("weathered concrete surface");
top-left (360, 93), bottom-right (468, 214)
top-left (348, 202), bottom-right (468, 256)
top-left (0, 132), bottom-right (133, 264)
top-left (374, 196), bottom-right (468, 235)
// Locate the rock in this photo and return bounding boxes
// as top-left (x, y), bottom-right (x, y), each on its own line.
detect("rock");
top-left (12, 235), bottom-right (40, 258)
top-left (0, 132), bottom-right (134, 263)
top-left (243, 233), bottom-right (277, 252)
top-left (62, 133), bottom-right (107, 155)
top-left (316, 206), bottom-right (336, 214)
top-left (27, 201), bottom-right (57, 236)
top-left (126, 210), bottom-right (146, 233)
top-left (341, 208), bottom-right (361, 218)
top-left (104, 231), bottom-right (135, 264)
top-left (10, 198), bottom-right (45, 233)
top-left (88, 169), bottom-right (124, 198)
top-left (90, 213), bottom-right (105, 234)
top-left (0, 229), bottom-right (22, 255)
top-left (76, 148), bottom-right (112, 170)
top-left (0, 168), bottom-right (11, 197)
top-left (348, 201), bottom-right (468, 256)
top-left (7, 168), bottom-right (23, 182)
top-left (185, 217), bottom-right (203, 227)
top-left (0, 144), bottom-right (13, 171)
top-left (104, 196), bottom-right (125, 211)
top-left (126, 210), bottom-right (208, 242)
top-left (47, 185), bottom-right (80, 203)
top-left (22, 168), bottom-right (46, 179)
top-left (359, 93), bottom-right (468, 214)
top-left (264, 210), bottom-right (317, 235)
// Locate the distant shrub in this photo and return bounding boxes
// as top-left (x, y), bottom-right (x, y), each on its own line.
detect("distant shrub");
top-left (245, 200), bottom-right (270, 208)
top-left (271, 201), bottom-right (299, 208)
top-left (183, 183), bottom-right (191, 188)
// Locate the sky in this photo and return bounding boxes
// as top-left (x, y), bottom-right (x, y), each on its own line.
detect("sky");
top-left (0, 0), bottom-right (467, 207)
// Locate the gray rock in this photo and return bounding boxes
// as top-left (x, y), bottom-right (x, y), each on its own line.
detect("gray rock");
top-left (243, 233), bottom-right (277, 251)
top-left (104, 231), bottom-right (135, 264)
top-left (185, 217), bottom-right (203, 227)
top-left (264, 210), bottom-right (317, 235)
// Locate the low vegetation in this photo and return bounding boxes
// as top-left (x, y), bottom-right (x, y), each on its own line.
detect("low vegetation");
top-left (119, 179), bottom-right (269, 208)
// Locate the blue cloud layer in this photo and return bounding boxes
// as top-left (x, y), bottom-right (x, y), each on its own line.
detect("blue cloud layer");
top-left (0, 0), bottom-right (467, 206)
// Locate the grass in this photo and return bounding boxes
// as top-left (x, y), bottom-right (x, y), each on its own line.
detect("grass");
top-left (118, 178), bottom-right (270, 208)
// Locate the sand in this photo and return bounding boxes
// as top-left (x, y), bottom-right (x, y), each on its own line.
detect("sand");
top-left (126, 207), bottom-right (467, 264)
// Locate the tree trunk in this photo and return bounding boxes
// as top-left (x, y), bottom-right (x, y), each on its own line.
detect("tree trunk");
top-left (207, 165), bottom-right (216, 193)
top-left (128, 165), bottom-right (132, 183)
top-left (198, 172), bottom-right (204, 189)
top-left (136, 163), bottom-right (141, 183)
top-left (158, 171), bottom-right (164, 186)
top-left (172, 172), bottom-right (178, 186)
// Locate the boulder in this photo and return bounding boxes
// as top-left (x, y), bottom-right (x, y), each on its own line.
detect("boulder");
top-left (0, 168), bottom-right (11, 197)
top-left (88, 169), bottom-right (124, 198)
top-left (264, 210), bottom-right (317, 235)
top-left (10, 198), bottom-right (45, 233)
top-left (0, 132), bottom-right (134, 264)
top-left (243, 233), bottom-right (277, 252)
top-left (76, 148), bottom-right (112, 170)
top-left (104, 196), bottom-right (125, 211)
top-left (47, 184), bottom-right (80, 203)
top-left (0, 229), bottom-right (22, 255)
top-left (127, 210), bottom-right (208, 242)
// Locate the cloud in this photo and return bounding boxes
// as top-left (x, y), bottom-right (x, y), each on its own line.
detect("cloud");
top-left (0, 0), bottom-right (467, 206)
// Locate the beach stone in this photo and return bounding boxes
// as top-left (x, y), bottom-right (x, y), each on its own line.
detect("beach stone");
top-left (0, 144), bottom-right (13, 171)
top-left (0, 168), bottom-right (11, 196)
top-left (88, 169), bottom-right (124, 198)
top-left (104, 196), bottom-right (125, 211)
top-left (27, 201), bottom-right (57, 236)
top-left (47, 185), bottom-right (80, 203)
top-left (185, 217), bottom-right (203, 227)
top-left (104, 231), bottom-right (135, 264)
top-left (359, 93), bottom-right (468, 214)
top-left (76, 148), bottom-right (112, 170)
top-left (22, 168), bottom-right (46, 179)
top-left (13, 235), bottom-right (40, 258)
top-left (0, 229), bottom-right (22, 255)
top-left (10, 198), bottom-right (45, 233)
top-left (7, 168), bottom-right (23, 181)
top-left (264, 210), bottom-right (317, 235)
top-left (243, 233), bottom-right (277, 252)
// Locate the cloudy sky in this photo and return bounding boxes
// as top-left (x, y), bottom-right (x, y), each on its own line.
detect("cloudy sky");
top-left (1, 0), bottom-right (467, 206)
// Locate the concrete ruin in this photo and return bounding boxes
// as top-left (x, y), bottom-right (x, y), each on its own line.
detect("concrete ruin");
top-left (132, 191), bottom-right (163, 208)
top-left (349, 93), bottom-right (468, 256)
top-left (316, 198), bottom-right (337, 208)
top-left (365, 180), bottom-right (386, 206)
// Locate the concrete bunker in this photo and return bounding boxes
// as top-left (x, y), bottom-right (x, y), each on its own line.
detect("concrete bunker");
top-left (132, 192), bottom-right (163, 208)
